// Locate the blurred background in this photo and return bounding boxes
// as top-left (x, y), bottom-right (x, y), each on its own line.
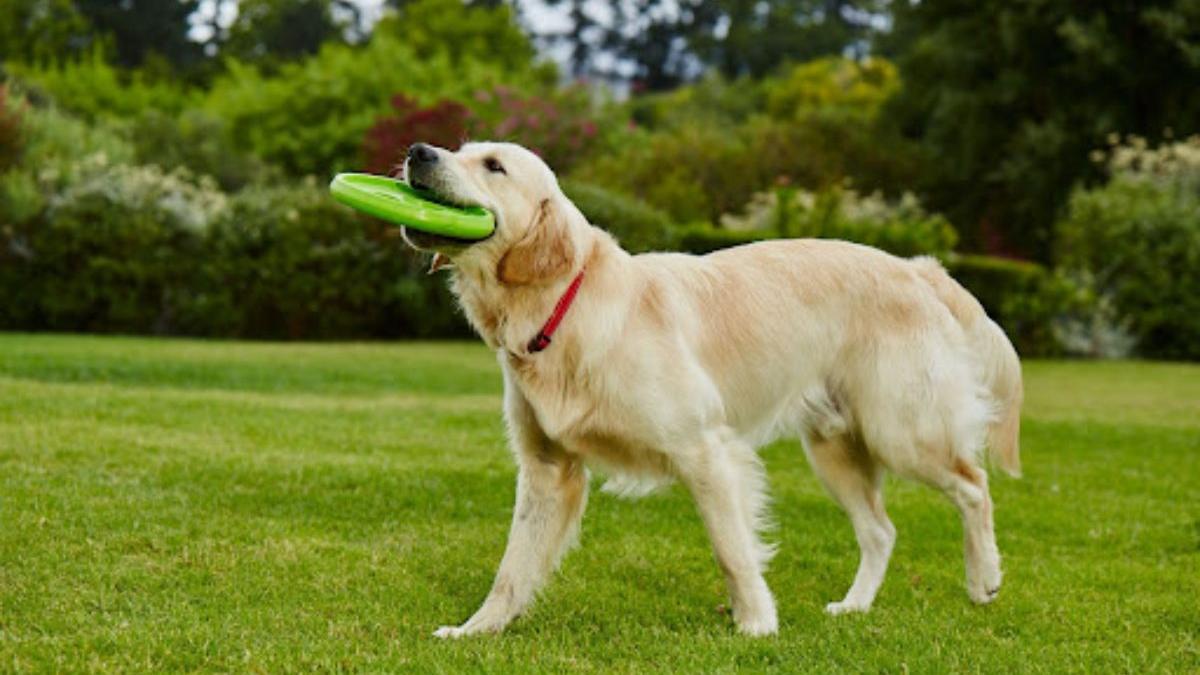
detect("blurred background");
top-left (1, 0), bottom-right (1197, 359)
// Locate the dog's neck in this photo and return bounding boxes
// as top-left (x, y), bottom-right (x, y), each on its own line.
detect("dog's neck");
top-left (450, 228), bottom-right (626, 359)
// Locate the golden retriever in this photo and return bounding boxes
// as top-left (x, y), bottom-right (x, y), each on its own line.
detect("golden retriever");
top-left (400, 141), bottom-right (1023, 637)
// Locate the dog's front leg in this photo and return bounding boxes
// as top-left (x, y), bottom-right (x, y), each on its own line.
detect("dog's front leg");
top-left (676, 430), bottom-right (778, 636)
top-left (434, 390), bottom-right (588, 638)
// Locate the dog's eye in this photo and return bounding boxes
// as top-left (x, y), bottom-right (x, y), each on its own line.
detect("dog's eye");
top-left (483, 157), bottom-right (506, 174)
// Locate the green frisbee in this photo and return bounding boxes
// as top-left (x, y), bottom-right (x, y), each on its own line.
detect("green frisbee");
top-left (329, 173), bottom-right (495, 240)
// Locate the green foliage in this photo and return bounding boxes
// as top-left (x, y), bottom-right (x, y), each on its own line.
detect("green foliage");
top-left (577, 58), bottom-right (918, 225)
top-left (468, 85), bottom-right (610, 174)
top-left (548, 0), bottom-right (885, 89)
top-left (1055, 135), bottom-right (1200, 360)
top-left (204, 31), bottom-right (548, 177)
top-left (0, 85), bottom-right (23, 171)
top-left (721, 185), bottom-right (958, 257)
top-left (374, 0), bottom-right (537, 75)
top-left (765, 57), bottom-right (899, 122)
top-left (0, 94), bottom-right (135, 227)
top-left (628, 73), bottom-right (764, 129)
top-left (1, 158), bottom-right (222, 332)
top-left (199, 181), bottom-right (465, 339)
top-left (71, 0), bottom-right (204, 72)
top-left (574, 119), bottom-right (770, 224)
top-left (673, 223), bottom-right (766, 255)
top-left (885, 0), bottom-right (1200, 260)
top-left (7, 52), bottom-right (196, 121)
top-left (0, 96), bottom-right (466, 339)
top-left (0, 0), bottom-right (96, 65)
top-left (561, 179), bottom-right (675, 252)
top-left (219, 0), bottom-right (347, 71)
top-left (120, 109), bottom-right (279, 191)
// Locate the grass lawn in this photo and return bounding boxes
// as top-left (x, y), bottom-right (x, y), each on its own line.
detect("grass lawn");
top-left (2, 333), bottom-right (1198, 672)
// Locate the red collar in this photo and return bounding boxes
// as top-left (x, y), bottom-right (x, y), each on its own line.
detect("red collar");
top-left (527, 269), bottom-right (586, 354)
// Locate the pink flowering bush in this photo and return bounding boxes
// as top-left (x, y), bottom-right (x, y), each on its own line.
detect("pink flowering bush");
top-left (361, 94), bottom-right (470, 175)
top-left (466, 86), bottom-right (603, 172)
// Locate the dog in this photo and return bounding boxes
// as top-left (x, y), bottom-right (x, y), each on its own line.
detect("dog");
top-left (400, 141), bottom-right (1023, 637)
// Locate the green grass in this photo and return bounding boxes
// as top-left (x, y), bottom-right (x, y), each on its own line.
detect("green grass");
top-left (2, 334), bottom-right (1198, 673)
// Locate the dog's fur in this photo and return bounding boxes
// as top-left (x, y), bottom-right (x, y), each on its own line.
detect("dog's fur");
top-left (402, 142), bottom-right (1023, 638)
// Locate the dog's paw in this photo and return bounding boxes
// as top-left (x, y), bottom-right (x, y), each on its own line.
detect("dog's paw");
top-left (433, 625), bottom-right (471, 639)
top-left (735, 613), bottom-right (779, 637)
top-left (824, 600), bottom-right (871, 616)
top-left (968, 582), bottom-right (1001, 605)
top-left (967, 560), bottom-right (1002, 604)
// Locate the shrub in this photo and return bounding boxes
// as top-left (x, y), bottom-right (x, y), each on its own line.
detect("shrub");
top-left (0, 95), bottom-right (135, 228)
top-left (362, 94), bottom-right (469, 175)
top-left (628, 73), bottom-right (765, 130)
top-left (362, 86), bottom-right (613, 177)
top-left (199, 180), bottom-right (467, 339)
top-left (468, 86), bottom-right (608, 174)
top-left (0, 84), bottom-right (23, 171)
top-left (372, 0), bottom-right (539, 76)
top-left (673, 224), bottom-right (766, 255)
top-left (1, 157), bottom-right (224, 333)
top-left (764, 57), bottom-right (899, 122)
top-left (720, 185), bottom-right (958, 257)
top-left (1055, 135), bottom-right (1200, 360)
top-left (205, 29), bottom-right (549, 177)
top-left (121, 109), bottom-right (279, 192)
top-left (6, 51), bottom-right (196, 121)
top-left (580, 57), bottom-right (917, 226)
top-left (573, 119), bottom-right (767, 224)
top-left (561, 179), bottom-right (674, 252)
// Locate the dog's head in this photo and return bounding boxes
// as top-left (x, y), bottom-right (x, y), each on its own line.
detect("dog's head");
top-left (401, 141), bottom-right (584, 286)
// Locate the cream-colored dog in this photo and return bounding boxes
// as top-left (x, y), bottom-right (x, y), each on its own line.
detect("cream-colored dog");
top-left (401, 141), bottom-right (1023, 638)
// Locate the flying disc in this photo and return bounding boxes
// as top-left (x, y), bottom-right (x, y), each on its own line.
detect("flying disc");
top-left (329, 173), bottom-right (495, 239)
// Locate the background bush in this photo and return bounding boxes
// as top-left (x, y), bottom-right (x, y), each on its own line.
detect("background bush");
top-left (7, 52), bottom-right (195, 121)
top-left (202, 31), bottom-right (549, 177)
top-left (3, 1), bottom-right (1197, 359)
top-left (121, 109), bottom-right (278, 192)
top-left (718, 185), bottom-right (958, 257)
top-left (1054, 136), bottom-right (1200, 360)
top-left (0, 85), bottom-right (22, 171)
top-left (198, 181), bottom-right (466, 340)
top-left (561, 179), bottom-right (675, 253)
top-left (2, 157), bottom-right (221, 333)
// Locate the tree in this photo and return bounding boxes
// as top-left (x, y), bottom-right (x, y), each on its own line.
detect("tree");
top-left (374, 0), bottom-right (536, 74)
top-left (74, 0), bottom-right (204, 71)
top-left (218, 0), bottom-right (347, 69)
top-left (0, 0), bottom-right (97, 65)
top-left (884, 0), bottom-right (1200, 261)
top-left (542, 0), bottom-right (884, 90)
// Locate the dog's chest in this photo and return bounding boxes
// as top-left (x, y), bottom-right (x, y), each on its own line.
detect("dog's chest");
top-left (509, 353), bottom-right (663, 463)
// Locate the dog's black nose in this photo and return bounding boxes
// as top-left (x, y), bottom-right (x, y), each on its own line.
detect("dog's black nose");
top-left (408, 143), bottom-right (438, 164)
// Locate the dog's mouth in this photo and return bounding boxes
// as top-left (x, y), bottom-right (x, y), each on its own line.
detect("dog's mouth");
top-left (408, 178), bottom-right (464, 209)
top-left (402, 227), bottom-right (477, 250)
top-left (398, 179), bottom-right (484, 249)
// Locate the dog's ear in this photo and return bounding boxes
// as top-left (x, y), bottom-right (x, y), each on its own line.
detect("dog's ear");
top-left (497, 198), bottom-right (574, 285)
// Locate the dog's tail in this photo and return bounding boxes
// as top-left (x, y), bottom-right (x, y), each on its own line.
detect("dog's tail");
top-left (912, 257), bottom-right (1023, 477)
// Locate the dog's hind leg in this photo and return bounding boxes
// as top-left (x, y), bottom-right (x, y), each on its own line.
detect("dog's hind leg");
top-left (926, 457), bottom-right (1002, 604)
top-left (805, 433), bottom-right (896, 615)
top-left (676, 429), bottom-right (778, 636)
